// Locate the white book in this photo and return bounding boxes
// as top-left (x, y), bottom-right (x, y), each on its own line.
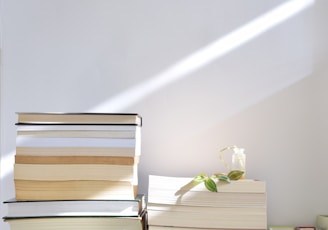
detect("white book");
top-left (16, 125), bottom-right (141, 139)
top-left (4, 194), bottom-right (146, 217)
top-left (16, 136), bottom-right (137, 148)
top-left (4, 214), bottom-right (146, 230)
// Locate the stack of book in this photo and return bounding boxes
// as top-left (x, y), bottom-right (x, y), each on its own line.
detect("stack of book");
top-left (147, 175), bottom-right (267, 230)
top-left (13, 112), bottom-right (142, 200)
top-left (3, 113), bottom-right (147, 230)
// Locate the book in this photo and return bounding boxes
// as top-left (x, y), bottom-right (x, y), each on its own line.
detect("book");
top-left (4, 194), bottom-right (146, 217)
top-left (16, 136), bottom-right (138, 148)
top-left (149, 175), bottom-right (266, 193)
top-left (3, 209), bottom-right (147, 230)
top-left (147, 203), bottom-right (267, 229)
top-left (268, 226), bottom-right (295, 230)
top-left (148, 175), bottom-right (266, 208)
top-left (148, 175), bottom-right (267, 230)
top-left (295, 227), bottom-right (316, 230)
top-left (316, 215), bottom-right (328, 230)
top-left (148, 227), bottom-right (266, 230)
top-left (14, 180), bottom-right (137, 200)
top-left (16, 124), bottom-right (140, 139)
top-left (17, 129), bottom-right (138, 139)
top-left (149, 188), bottom-right (266, 208)
top-left (16, 113), bottom-right (142, 126)
top-left (148, 226), bottom-right (220, 230)
top-left (14, 163), bottom-right (138, 182)
top-left (15, 155), bottom-right (139, 165)
top-left (16, 147), bottom-right (139, 157)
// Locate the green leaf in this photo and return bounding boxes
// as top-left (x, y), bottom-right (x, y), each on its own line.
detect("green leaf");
top-left (227, 170), bottom-right (244, 180)
top-left (204, 177), bottom-right (217, 192)
top-left (193, 173), bottom-right (207, 183)
top-left (214, 174), bottom-right (231, 183)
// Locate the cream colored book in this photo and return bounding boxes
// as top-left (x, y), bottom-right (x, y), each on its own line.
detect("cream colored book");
top-left (149, 175), bottom-right (266, 193)
top-left (149, 227), bottom-right (219, 230)
top-left (148, 175), bottom-right (267, 230)
top-left (15, 155), bottom-right (139, 165)
top-left (14, 163), bottom-right (138, 182)
top-left (316, 215), bottom-right (328, 230)
top-left (16, 147), bottom-right (139, 157)
top-left (149, 174), bottom-right (266, 208)
top-left (147, 205), bottom-right (267, 229)
top-left (268, 226), bottom-right (295, 230)
top-left (15, 180), bottom-right (138, 200)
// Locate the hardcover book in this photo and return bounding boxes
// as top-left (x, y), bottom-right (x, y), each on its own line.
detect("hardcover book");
top-left (16, 113), bottom-right (142, 126)
top-left (4, 210), bottom-right (147, 230)
top-left (4, 194), bottom-right (146, 217)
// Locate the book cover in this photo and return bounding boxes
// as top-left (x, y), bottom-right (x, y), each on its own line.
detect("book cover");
top-left (16, 113), bottom-right (142, 126)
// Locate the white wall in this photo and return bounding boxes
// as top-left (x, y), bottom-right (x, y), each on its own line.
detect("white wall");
top-left (1, 0), bottom-right (327, 229)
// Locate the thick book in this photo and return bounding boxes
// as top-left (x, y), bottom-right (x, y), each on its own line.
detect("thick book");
top-left (148, 175), bottom-right (267, 230)
top-left (16, 124), bottom-right (140, 139)
top-left (149, 175), bottom-right (266, 208)
top-left (16, 136), bottom-right (138, 148)
top-left (268, 226), bottom-right (296, 230)
top-left (3, 209), bottom-right (147, 230)
top-left (149, 175), bottom-right (266, 196)
top-left (148, 227), bottom-right (260, 230)
top-left (16, 146), bottom-right (139, 157)
top-left (147, 204), bottom-right (266, 229)
top-left (15, 155), bottom-right (139, 165)
top-left (14, 180), bottom-right (137, 200)
top-left (316, 215), bottom-right (328, 230)
top-left (14, 163), bottom-right (138, 182)
top-left (4, 194), bottom-right (146, 217)
top-left (16, 112), bottom-right (142, 126)
top-left (149, 227), bottom-right (224, 230)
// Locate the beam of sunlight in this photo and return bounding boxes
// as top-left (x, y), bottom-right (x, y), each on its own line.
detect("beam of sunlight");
top-left (1, 151), bottom-right (15, 181)
top-left (90, 0), bottom-right (314, 113)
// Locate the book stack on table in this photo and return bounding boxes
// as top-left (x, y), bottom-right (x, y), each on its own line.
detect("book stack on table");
top-left (147, 175), bottom-right (267, 230)
top-left (3, 113), bottom-right (147, 230)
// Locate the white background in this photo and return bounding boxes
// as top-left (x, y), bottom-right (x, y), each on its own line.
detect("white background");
top-left (1, 0), bottom-right (328, 229)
